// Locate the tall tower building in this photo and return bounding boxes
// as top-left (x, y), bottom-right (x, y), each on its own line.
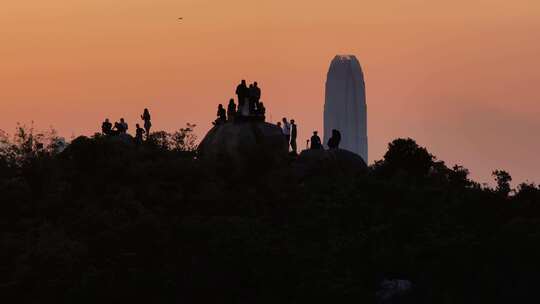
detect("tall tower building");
top-left (324, 55), bottom-right (368, 162)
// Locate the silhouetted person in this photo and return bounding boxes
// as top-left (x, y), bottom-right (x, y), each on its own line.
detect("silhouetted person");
top-left (236, 80), bottom-right (249, 114)
top-left (114, 119), bottom-right (127, 134)
top-left (328, 129), bottom-right (341, 149)
top-left (135, 123), bottom-right (145, 144)
top-left (282, 118), bottom-right (291, 151)
top-left (310, 131), bottom-right (322, 149)
top-left (227, 99), bottom-right (236, 121)
top-left (101, 118), bottom-right (112, 135)
top-left (113, 121), bottom-right (122, 135)
top-left (257, 102), bottom-right (266, 120)
top-left (214, 104), bottom-right (226, 125)
top-left (218, 104), bottom-right (226, 121)
top-left (141, 108), bottom-right (152, 138)
top-left (253, 82), bottom-right (261, 104)
top-left (119, 118), bottom-right (128, 134)
top-left (277, 122), bottom-right (282, 134)
top-left (290, 119), bottom-right (298, 154)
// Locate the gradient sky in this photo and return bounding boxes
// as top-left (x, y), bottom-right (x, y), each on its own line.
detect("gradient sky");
top-left (1, 0), bottom-right (539, 184)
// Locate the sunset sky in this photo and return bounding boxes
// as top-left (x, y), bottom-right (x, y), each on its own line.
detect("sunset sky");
top-left (1, 0), bottom-right (539, 183)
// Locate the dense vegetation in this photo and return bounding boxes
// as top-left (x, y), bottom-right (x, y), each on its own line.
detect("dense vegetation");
top-left (1, 126), bottom-right (539, 303)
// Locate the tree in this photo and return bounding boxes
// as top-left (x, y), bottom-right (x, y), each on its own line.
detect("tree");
top-left (373, 138), bottom-right (435, 180)
top-left (148, 131), bottom-right (171, 150)
top-left (147, 124), bottom-right (198, 152)
top-left (170, 123), bottom-right (198, 152)
top-left (448, 164), bottom-right (473, 189)
top-left (514, 182), bottom-right (540, 202)
top-left (493, 169), bottom-right (512, 197)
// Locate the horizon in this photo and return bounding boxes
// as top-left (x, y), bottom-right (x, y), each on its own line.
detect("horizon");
top-left (1, 0), bottom-right (539, 184)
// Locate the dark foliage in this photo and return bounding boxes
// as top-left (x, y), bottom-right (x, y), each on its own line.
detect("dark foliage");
top-left (1, 131), bottom-right (539, 303)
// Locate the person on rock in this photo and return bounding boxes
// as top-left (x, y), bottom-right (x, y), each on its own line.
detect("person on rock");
top-left (113, 121), bottom-right (122, 135)
top-left (290, 119), bottom-right (298, 154)
top-left (253, 82), bottom-right (261, 106)
top-left (310, 131), bottom-right (322, 150)
top-left (135, 123), bottom-right (145, 145)
top-left (277, 122), bottom-right (282, 133)
top-left (328, 129), bottom-right (342, 149)
top-left (227, 99), bottom-right (236, 122)
top-left (114, 118), bottom-right (128, 134)
top-left (101, 118), bottom-right (112, 135)
top-left (282, 118), bottom-right (291, 151)
top-left (214, 104), bottom-right (226, 125)
top-left (235, 80), bottom-right (249, 114)
top-left (119, 118), bottom-right (128, 134)
top-left (141, 108), bottom-right (152, 138)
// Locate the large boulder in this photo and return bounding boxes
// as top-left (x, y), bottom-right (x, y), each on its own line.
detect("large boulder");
top-left (108, 133), bottom-right (135, 146)
top-left (294, 148), bottom-right (368, 178)
top-left (198, 121), bottom-right (288, 166)
top-left (60, 134), bottom-right (135, 168)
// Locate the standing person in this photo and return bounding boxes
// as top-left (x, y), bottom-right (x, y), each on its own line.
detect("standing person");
top-left (235, 80), bottom-right (248, 114)
top-left (290, 119), bottom-right (298, 154)
top-left (282, 118), bottom-right (291, 151)
top-left (310, 131), bottom-right (322, 150)
top-left (101, 118), bottom-right (112, 135)
top-left (135, 124), bottom-right (145, 144)
top-left (227, 99), bottom-right (236, 122)
top-left (141, 108), bottom-right (152, 138)
top-left (253, 82), bottom-right (261, 106)
top-left (119, 118), bottom-right (128, 134)
top-left (277, 121), bottom-right (282, 132)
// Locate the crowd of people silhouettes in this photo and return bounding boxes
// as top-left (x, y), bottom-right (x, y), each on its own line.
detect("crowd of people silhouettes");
top-left (97, 84), bottom-right (343, 155)
top-left (307, 129), bottom-right (341, 150)
top-left (279, 117), bottom-right (342, 153)
top-left (278, 117), bottom-right (297, 154)
top-left (101, 108), bottom-right (152, 144)
top-left (214, 80), bottom-right (265, 125)
top-left (210, 80), bottom-right (344, 154)
top-left (101, 118), bottom-right (129, 136)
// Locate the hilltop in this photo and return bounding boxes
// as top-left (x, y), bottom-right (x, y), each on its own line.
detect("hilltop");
top-left (1, 127), bottom-right (540, 303)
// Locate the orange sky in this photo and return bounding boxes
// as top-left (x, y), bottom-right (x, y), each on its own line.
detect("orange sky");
top-left (1, 0), bottom-right (539, 184)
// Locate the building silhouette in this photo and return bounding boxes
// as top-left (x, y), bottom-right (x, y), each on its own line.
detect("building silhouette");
top-left (324, 55), bottom-right (368, 162)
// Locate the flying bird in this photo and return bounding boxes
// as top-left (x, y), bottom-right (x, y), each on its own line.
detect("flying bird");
top-left (178, 17), bottom-right (183, 20)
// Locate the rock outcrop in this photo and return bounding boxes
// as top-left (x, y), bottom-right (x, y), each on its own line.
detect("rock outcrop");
top-left (198, 121), bottom-right (288, 166)
top-left (294, 148), bottom-right (368, 178)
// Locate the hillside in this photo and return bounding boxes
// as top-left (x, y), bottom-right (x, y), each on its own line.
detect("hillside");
top-left (1, 128), bottom-right (540, 303)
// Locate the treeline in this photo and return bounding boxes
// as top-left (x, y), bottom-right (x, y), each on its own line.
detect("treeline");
top-left (1, 126), bottom-right (540, 303)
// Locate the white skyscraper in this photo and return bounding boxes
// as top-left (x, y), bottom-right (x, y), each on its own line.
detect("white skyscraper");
top-left (324, 55), bottom-right (368, 162)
